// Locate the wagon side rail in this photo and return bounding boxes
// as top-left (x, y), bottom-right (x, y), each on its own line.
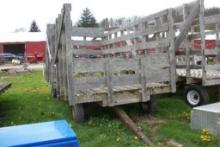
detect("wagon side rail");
top-left (175, 0), bottom-right (220, 86)
top-left (71, 7), bottom-right (176, 106)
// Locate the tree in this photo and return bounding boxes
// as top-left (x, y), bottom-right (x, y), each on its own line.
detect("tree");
top-left (100, 18), bottom-right (110, 28)
top-left (205, 7), bottom-right (220, 16)
top-left (99, 16), bottom-right (141, 29)
top-left (77, 8), bottom-right (98, 27)
top-left (29, 20), bottom-right (41, 32)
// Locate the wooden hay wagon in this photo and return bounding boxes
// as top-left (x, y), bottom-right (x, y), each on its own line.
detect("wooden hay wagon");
top-left (45, 0), bottom-right (202, 122)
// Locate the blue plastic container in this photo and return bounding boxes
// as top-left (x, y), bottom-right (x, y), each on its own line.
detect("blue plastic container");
top-left (0, 120), bottom-right (79, 147)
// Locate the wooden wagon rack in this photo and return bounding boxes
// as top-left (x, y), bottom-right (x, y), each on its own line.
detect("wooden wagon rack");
top-left (45, 0), bottom-right (210, 121)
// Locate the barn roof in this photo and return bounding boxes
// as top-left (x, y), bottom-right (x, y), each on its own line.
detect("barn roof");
top-left (0, 32), bottom-right (46, 43)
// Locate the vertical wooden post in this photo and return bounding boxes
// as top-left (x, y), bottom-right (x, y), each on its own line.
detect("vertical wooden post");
top-left (57, 14), bottom-right (63, 99)
top-left (63, 4), bottom-right (75, 105)
top-left (183, 4), bottom-right (191, 83)
top-left (185, 40), bottom-right (191, 84)
top-left (62, 29), bottom-right (68, 100)
top-left (168, 9), bottom-right (176, 93)
top-left (51, 25), bottom-right (56, 90)
top-left (199, 0), bottom-right (206, 85)
top-left (60, 28), bottom-right (65, 99)
top-left (55, 17), bottom-right (61, 98)
top-left (104, 60), bottom-right (113, 106)
top-left (140, 58), bottom-right (149, 102)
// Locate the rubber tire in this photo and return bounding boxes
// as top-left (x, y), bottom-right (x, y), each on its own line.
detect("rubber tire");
top-left (184, 85), bottom-right (209, 107)
top-left (72, 104), bottom-right (85, 123)
top-left (140, 95), bottom-right (157, 115)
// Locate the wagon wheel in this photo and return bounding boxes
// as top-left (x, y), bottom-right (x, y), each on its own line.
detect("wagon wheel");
top-left (140, 95), bottom-right (157, 115)
top-left (71, 104), bottom-right (85, 123)
top-left (184, 85), bottom-right (209, 107)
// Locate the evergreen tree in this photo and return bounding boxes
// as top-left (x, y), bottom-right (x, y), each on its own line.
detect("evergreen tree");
top-left (205, 7), bottom-right (220, 16)
top-left (29, 20), bottom-right (41, 32)
top-left (100, 18), bottom-right (110, 29)
top-left (77, 8), bottom-right (98, 27)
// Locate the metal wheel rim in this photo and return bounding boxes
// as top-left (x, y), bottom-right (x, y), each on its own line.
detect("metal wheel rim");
top-left (187, 90), bottom-right (200, 105)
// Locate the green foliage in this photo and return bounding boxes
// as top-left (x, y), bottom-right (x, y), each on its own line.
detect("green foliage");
top-left (29, 20), bottom-right (41, 32)
top-left (77, 8), bottom-right (98, 28)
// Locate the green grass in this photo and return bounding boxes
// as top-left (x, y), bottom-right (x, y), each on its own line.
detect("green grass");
top-left (0, 71), bottom-right (219, 147)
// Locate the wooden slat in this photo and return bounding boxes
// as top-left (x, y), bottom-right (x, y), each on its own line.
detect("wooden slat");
top-left (73, 48), bottom-right (103, 55)
top-left (206, 64), bottom-right (220, 71)
top-left (204, 79), bottom-right (220, 86)
top-left (63, 4), bottom-right (75, 105)
top-left (72, 27), bottom-right (104, 37)
top-left (175, 0), bottom-right (200, 49)
top-left (102, 24), bottom-right (169, 45)
top-left (199, 0), bottom-right (207, 84)
top-left (205, 49), bottom-right (219, 56)
top-left (52, 10), bottom-right (65, 65)
top-left (111, 74), bottom-right (140, 86)
top-left (142, 53), bottom-right (169, 68)
top-left (102, 39), bottom-right (170, 54)
top-left (104, 60), bottom-right (113, 106)
top-left (72, 40), bottom-right (102, 46)
top-left (104, 9), bottom-right (168, 36)
top-left (110, 58), bottom-right (139, 71)
top-left (145, 68), bottom-right (170, 83)
top-left (74, 59), bottom-right (105, 72)
top-left (205, 14), bottom-right (220, 24)
top-left (74, 77), bottom-right (105, 90)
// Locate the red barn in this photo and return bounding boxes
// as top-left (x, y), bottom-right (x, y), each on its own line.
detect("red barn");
top-left (0, 32), bottom-right (46, 62)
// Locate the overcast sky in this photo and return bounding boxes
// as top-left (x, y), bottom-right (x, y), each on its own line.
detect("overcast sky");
top-left (0, 0), bottom-right (219, 33)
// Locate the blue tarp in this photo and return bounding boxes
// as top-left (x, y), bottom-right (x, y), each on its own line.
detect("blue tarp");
top-left (0, 120), bottom-right (79, 147)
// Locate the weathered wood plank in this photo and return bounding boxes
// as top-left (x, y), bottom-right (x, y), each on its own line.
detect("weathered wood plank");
top-left (52, 11), bottom-right (65, 65)
top-left (206, 64), bottom-right (220, 71)
top-left (199, 0), bottom-right (207, 85)
top-left (73, 48), bottom-right (103, 56)
top-left (74, 53), bottom-right (169, 73)
top-left (145, 68), bottom-right (170, 83)
top-left (111, 75), bottom-right (140, 86)
top-left (74, 59), bottom-right (105, 73)
top-left (205, 14), bottom-right (220, 24)
top-left (102, 39), bottom-right (170, 54)
top-left (104, 60), bottom-right (113, 106)
top-left (74, 77), bottom-right (105, 90)
top-left (142, 54), bottom-right (169, 68)
top-left (102, 24), bottom-right (169, 45)
top-left (105, 9), bottom-right (168, 36)
top-left (109, 58), bottom-right (139, 71)
top-left (72, 40), bottom-right (102, 46)
top-left (63, 4), bottom-right (75, 105)
top-left (72, 27), bottom-right (105, 37)
top-left (175, 0), bottom-right (200, 49)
